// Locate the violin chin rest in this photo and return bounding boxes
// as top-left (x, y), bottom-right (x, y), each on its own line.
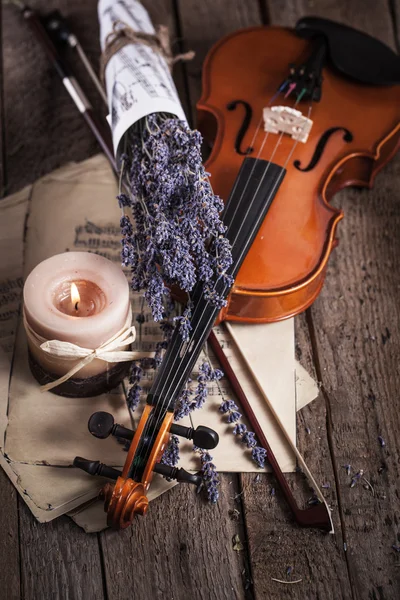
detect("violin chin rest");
top-left (100, 477), bottom-right (149, 530)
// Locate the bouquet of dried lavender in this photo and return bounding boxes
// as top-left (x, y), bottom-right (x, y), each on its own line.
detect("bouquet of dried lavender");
top-left (118, 113), bottom-right (233, 338)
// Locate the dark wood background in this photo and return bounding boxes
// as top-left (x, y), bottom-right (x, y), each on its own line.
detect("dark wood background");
top-left (1, 1), bottom-right (399, 599)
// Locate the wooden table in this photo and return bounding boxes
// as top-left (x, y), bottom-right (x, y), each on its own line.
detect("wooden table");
top-left (1, 2), bottom-right (399, 599)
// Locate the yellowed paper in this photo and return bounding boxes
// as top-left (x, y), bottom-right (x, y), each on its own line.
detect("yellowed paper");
top-left (0, 154), bottom-right (319, 528)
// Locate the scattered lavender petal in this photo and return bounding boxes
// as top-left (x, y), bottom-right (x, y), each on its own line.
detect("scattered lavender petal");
top-left (350, 470), bottom-right (364, 488)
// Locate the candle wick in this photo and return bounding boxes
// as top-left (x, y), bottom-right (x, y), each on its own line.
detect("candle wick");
top-left (75, 302), bottom-right (79, 311)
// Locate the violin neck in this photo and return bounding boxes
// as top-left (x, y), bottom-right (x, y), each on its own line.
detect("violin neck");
top-left (148, 157), bottom-right (286, 411)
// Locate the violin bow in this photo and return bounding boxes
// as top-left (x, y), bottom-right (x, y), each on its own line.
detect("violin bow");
top-left (20, 4), bottom-right (116, 170)
top-left (209, 327), bottom-right (334, 533)
top-left (21, 5), bottom-right (333, 532)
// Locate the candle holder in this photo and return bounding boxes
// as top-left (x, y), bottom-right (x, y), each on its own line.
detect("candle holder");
top-left (23, 252), bottom-right (137, 398)
top-left (27, 352), bottom-right (130, 398)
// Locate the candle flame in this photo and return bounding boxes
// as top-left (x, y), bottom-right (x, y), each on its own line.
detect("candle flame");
top-left (71, 283), bottom-right (80, 307)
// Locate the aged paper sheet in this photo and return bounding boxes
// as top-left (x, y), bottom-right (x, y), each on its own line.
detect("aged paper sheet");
top-left (0, 154), bottom-right (318, 527)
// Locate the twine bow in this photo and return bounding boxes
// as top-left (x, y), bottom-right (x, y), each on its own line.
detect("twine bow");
top-left (23, 307), bottom-right (153, 393)
top-left (100, 20), bottom-right (195, 83)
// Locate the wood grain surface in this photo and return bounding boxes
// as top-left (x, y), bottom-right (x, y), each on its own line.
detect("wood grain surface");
top-left (0, 1), bottom-right (399, 599)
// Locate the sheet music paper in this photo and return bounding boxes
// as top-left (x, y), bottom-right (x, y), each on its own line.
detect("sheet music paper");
top-left (0, 155), bottom-right (318, 527)
top-left (98, 0), bottom-right (187, 158)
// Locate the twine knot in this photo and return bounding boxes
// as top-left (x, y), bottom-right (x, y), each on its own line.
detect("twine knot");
top-left (100, 20), bottom-right (195, 83)
top-left (23, 306), bottom-right (153, 393)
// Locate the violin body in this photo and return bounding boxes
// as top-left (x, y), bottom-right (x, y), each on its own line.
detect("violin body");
top-left (198, 27), bottom-right (400, 322)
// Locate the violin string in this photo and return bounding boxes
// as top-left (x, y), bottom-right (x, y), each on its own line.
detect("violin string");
top-left (132, 86), bottom-right (313, 479)
top-left (221, 80), bottom-right (289, 228)
top-left (133, 86), bottom-right (314, 479)
top-left (132, 126), bottom-right (302, 480)
top-left (147, 92), bottom-right (314, 418)
top-left (220, 84), bottom-right (306, 243)
top-left (132, 98), bottom-right (314, 482)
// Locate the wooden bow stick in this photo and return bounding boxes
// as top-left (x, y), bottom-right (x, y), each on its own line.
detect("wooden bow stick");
top-left (208, 327), bottom-right (334, 533)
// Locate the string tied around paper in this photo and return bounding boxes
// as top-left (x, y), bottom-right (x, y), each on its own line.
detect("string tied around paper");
top-left (100, 20), bottom-right (195, 83)
top-left (23, 306), bottom-right (154, 393)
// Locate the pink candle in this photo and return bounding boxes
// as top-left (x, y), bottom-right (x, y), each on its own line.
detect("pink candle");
top-left (23, 252), bottom-right (131, 397)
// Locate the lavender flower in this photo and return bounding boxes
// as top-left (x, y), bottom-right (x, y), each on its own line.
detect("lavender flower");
top-left (378, 435), bottom-right (386, 447)
top-left (174, 361), bottom-right (222, 420)
top-left (126, 304), bottom-right (174, 414)
top-left (228, 408), bottom-right (267, 468)
top-left (174, 386), bottom-right (194, 421)
top-left (220, 399), bottom-right (242, 423)
top-left (194, 447), bottom-right (219, 503)
top-left (161, 435), bottom-right (180, 467)
top-left (127, 377), bottom-right (142, 412)
top-left (251, 446), bottom-right (267, 468)
top-left (119, 113), bottom-right (233, 333)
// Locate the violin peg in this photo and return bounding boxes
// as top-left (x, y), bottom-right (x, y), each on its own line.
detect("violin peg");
top-left (153, 463), bottom-right (203, 487)
top-left (170, 423), bottom-right (219, 449)
top-left (73, 456), bottom-right (121, 481)
top-left (192, 425), bottom-right (219, 450)
top-left (88, 411), bottom-right (134, 441)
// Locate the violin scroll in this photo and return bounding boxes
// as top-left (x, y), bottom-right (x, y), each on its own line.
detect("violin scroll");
top-left (100, 477), bottom-right (149, 529)
top-left (73, 410), bottom-right (219, 529)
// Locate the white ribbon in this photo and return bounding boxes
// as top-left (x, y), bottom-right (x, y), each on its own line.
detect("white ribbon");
top-left (23, 306), bottom-right (154, 393)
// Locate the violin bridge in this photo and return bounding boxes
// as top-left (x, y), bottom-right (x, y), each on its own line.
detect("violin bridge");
top-left (263, 106), bottom-right (313, 143)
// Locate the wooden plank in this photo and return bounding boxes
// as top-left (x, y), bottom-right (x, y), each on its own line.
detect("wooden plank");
top-left (18, 502), bottom-right (105, 600)
top-left (99, 4), bottom-right (248, 600)
top-left (177, 0), bottom-right (263, 127)
top-left (0, 471), bottom-right (20, 600)
top-left (240, 316), bottom-right (351, 600)
top-left (1, 3), bottom-right (107, 599)
top-left (266, 0), bottom-right (396, 48)
top-left (0, 2), bottom-right (6, 197)
top-left (263, 1), bottom-right (400, 598)
top-left (177, 1), bottom-right (352, 598)
top-left (307, 156), bottom-right (400, 599)
top-left (392, 0), bottom-right (400, 51)
top-left (2, 0), bottom-right (104, 193)
top-left (100, 476), bottom-right (248, 600)
top-left (0, 5), bottom-right (21, 600)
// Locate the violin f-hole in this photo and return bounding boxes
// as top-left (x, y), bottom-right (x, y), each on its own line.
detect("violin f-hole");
top-left (294, 127), bottom-right (353, 172)
top-left (226, 100), bottom-right (254, 155)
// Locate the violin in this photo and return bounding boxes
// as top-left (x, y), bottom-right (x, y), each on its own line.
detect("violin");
top-left (199, 17), bottom-right (400, 323)
top-left (73, 18), bottom-right (400, 529)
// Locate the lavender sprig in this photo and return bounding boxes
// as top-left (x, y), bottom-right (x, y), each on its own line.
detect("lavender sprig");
top-left (220, 401), bottom-right (268, 469)
top-left (161, 435), bottom-right (180, 467)
top-left (126, 304), bottom-right (175, 414)
top-left (194, 446), bottom-right (219, 503)
top-left (174, 361), bottom-right (223, 420)
top-left (120, 114), bottom-right (233, 338)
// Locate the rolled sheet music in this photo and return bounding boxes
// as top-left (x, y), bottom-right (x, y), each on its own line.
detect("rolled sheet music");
top-left (98, 0), bottom-right (187, 159)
